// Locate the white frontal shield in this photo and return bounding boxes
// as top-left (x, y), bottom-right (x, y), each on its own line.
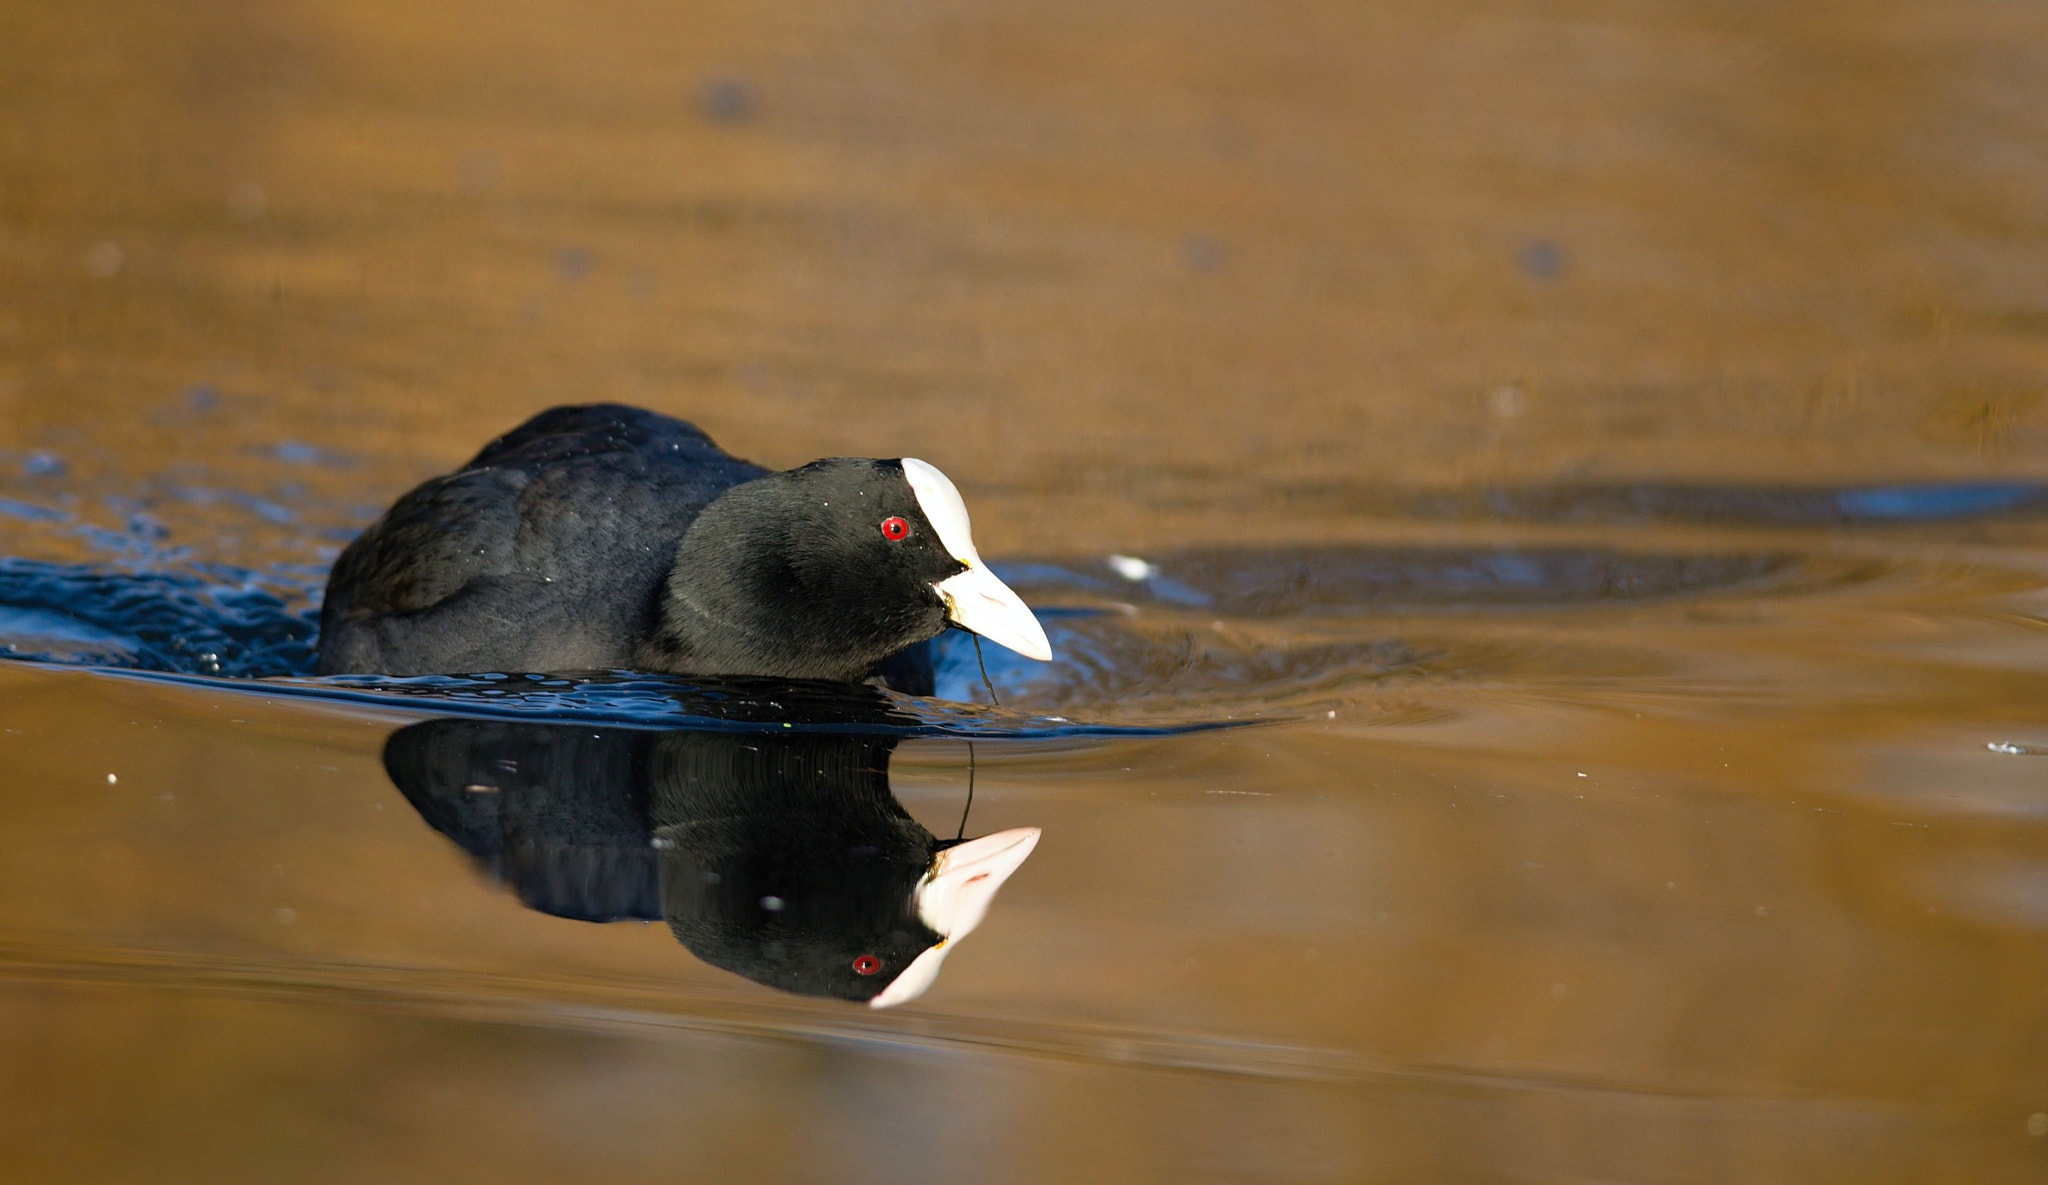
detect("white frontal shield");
top-left (901, 458), bottom-right (1053, 662)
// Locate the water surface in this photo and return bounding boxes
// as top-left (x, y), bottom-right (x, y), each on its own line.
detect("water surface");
top-left (6, 1), bottom-right (2048, 1182)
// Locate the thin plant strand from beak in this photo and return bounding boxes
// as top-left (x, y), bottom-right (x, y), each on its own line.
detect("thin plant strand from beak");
top-left (935, 563), bottom-right (1052, 661)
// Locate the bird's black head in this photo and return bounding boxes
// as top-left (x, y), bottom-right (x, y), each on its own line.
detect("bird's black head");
top-left (647, 457), bottom-right (1051, 683)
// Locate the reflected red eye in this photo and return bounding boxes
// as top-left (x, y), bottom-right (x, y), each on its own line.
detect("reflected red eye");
top-left (852, 955), bottom-right (882, 975)
top-left (880, 516), bottom-right (910, 541)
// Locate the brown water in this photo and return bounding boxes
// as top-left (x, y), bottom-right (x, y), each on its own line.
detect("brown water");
top-left (7, 1), bottom-right (2048, 1181)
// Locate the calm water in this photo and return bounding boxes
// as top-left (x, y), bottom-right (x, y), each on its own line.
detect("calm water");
top-left (7, 1), bottom-right (2048, 1182)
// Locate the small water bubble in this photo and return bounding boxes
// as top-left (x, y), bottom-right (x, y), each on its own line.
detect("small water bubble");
top-left (105, 773), bottom-right (117, 785)
top-left (85, 241), bottom-right (124, 278)
top-left (457, 150), bottom-right (501, 192)
top-left (23, 451), bottom-right (66, 477)
top-left (759, 895), bottom-right (785, 912)
top-left (227, 182), bottom-right (267, 223)
top-left (1180, 233), bottom-right (1224, 273)
top-left (1517, 238), bottom-right (1565, 282)
top-left (700, 76), bottom-right (753, 123)
top-left (555, 245), bottom-right (593, 282)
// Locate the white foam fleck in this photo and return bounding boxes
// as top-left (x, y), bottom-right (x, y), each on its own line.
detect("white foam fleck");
top-left (1107, 554), bottom-right (1155, 581)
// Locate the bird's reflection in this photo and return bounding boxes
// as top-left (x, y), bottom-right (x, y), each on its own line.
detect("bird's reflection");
top-left (380, 684), bottom-right (1038, 1007)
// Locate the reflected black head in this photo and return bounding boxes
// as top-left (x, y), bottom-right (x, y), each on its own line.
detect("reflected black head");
top-left (648, 729), bottom-right (943, 1003)
top-left (646, 459), bottom-right (968, 682)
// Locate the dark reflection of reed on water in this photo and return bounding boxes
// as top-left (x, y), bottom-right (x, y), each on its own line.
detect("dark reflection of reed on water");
top-left (380, 684), bottom-right (1038, 1007)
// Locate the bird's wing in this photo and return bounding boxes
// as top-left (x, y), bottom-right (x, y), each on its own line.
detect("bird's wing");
top-left (324, 466), bottom-right (532, 618)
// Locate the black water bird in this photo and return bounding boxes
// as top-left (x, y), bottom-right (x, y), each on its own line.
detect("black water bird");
top-left (318, 404), bottom-right (1051, 682)
top-left (381, 697), bottom-right (1038, 1007)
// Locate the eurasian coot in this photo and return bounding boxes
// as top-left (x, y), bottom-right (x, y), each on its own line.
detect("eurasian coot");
top-left (317, 404), bottom-right (1051, 682)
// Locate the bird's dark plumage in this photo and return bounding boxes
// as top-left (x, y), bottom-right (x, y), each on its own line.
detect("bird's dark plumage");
top-left (316, 404), bottom-right (1019, 687)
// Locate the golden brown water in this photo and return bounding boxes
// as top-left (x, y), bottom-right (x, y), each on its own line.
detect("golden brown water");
top-left (6, 1), bottom-right (2048, 1181)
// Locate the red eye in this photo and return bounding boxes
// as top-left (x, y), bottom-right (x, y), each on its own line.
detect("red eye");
top-left (852, 955), bottom-right (882, 975)
top-left (880, 516), bottom-right (910, 541)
